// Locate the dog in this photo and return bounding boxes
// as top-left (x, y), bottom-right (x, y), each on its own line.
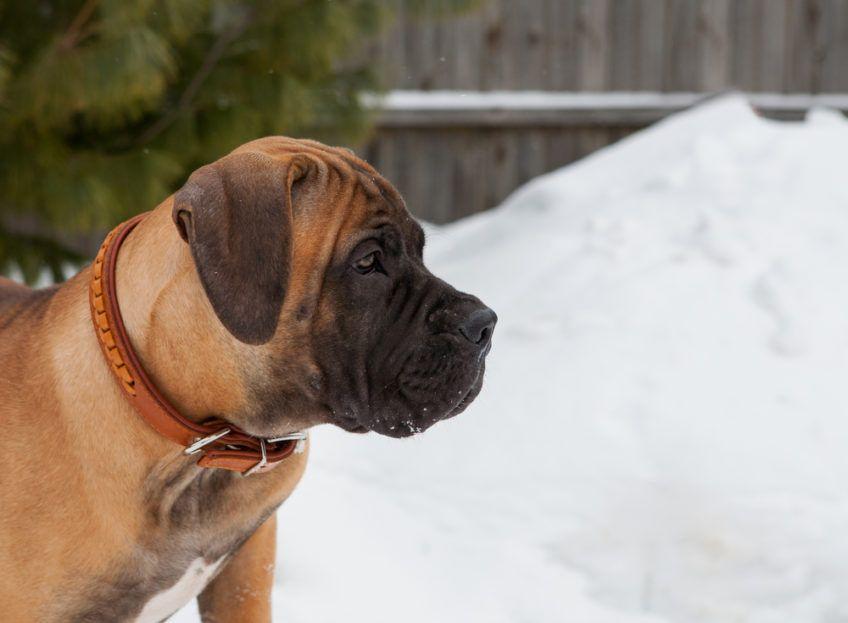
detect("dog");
top-left (0, 137), bottom-right (496, 622)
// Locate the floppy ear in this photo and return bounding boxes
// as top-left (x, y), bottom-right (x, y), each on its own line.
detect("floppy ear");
top-left (172, 151), bottom-right (299, 345)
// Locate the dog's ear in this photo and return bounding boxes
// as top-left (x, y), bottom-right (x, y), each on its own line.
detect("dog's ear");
top-left (172, 151), bottom-right (302, 345)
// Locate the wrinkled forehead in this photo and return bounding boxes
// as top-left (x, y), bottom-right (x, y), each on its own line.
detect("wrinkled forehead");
top-left (233, 136), bottom-right (424, 259)
top-left (344, 167), bottom-right (424, 254)
top-left (237, 136), bottom-right (424, 249)
top-left (336, 167), bottom-right (425, 263)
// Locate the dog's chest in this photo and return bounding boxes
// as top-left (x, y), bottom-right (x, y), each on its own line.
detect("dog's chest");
top-left (65, 450), bottom-right (307, 622)
top-left (68, 470), bottom-right (267, 622)
top-left (67, 530), bottom-right (245, 623)
top-left (133, 556), bottom-right (225, 623)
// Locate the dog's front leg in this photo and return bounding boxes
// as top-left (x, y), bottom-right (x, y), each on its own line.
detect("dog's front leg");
top-left (197, 514), bottom-right (277, 623)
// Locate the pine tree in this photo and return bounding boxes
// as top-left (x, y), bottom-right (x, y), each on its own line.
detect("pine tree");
top-left (0, 0), bottom-right (477, 282)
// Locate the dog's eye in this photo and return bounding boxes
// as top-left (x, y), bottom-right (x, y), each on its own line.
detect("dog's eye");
top-left (353, 251), bottom-right (381, 274)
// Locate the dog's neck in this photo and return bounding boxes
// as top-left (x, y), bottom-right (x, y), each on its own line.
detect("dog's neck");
top-left (44, 203), bottom-right (305, 475)
top-left (110, 204), bottom-right (254, 424)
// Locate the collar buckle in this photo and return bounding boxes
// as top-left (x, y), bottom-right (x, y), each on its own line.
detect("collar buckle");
top-left (266, 431), bottom-right (308, 443)
top-left (243, 432), bottom-right (308, 476)
top-left (184, 428), bottom-right (232, 455)
top-left (244, 439), bottom-right (268, 476)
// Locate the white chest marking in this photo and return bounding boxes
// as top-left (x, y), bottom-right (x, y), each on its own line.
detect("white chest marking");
top-left (134, 557), bottom-right (225, 623)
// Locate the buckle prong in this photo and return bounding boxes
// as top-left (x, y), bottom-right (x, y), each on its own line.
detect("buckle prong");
top-left (266, 431), bottom-right (308, 443)
top-left (244, 439), bottom-right (268, 477)
top-left (184, 428), bottom-right (231, 455)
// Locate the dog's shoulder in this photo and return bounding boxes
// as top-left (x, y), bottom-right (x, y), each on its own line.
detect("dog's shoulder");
top-left (0, 276), bottom-right (33, 319)
top-left (0, 277), bottom-right (58, 329)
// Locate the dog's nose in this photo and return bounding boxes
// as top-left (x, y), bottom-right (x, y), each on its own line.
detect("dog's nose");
top-left (458, 307), bottom-right (497, 347)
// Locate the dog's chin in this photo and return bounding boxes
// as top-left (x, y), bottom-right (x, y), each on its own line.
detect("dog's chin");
top-left (332, 416), bottom-right (369, 434)
top-left (331, 413), bottom-right (422, 438)
top-left (365, 419), bottom-right (428, 439)
top-left (341, 371), bottom-right (487, 439)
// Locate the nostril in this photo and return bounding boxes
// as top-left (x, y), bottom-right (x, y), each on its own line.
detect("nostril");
top-left (459, 307), bottom-right (497, 346)
top-left (479, 326), bottom-right (491, 345)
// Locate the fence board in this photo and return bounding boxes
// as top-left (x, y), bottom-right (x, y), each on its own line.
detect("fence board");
top-left (377, 0), bottom-right (848, 95)
top-left (479, 0), bottom-right (503, 90)
top-left (546, 0), bottom-right (579, 90)
top-left (697, 0), bottom-right (730, 91)
top-left (784, 0), bottom-right (827, 92)
top-left (664, 0), bottom-right (700, 90)
top-left (365, 0), bottom-right (848, 223)
top-left (639, 0), bottom-right (668, 91)
top-left (760, 0), bottom-right (789, 91)
top-left (610, 0), bottom-right (638, 90)
top-left (519, 0), bottom-right (548, 90)
top-left (822, 0), bottom-right (848, 90)
top-left (576, 0), bottom-right (610, 90)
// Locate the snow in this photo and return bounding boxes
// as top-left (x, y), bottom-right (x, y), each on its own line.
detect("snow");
top-left (173, 95), bottom-right (848, 622)
top-left (366, 89), bottom-right (848, 114)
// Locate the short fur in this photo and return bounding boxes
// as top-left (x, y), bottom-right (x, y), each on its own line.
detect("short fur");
top-left (0, 137), bottom-right (494, 622)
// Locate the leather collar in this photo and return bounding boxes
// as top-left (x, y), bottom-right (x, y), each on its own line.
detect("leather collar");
top-left (89, 214), bottom-right (305, 475)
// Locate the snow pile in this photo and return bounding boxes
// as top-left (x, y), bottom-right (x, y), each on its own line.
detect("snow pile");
top-left (176, 96), bottom-right (848, 622)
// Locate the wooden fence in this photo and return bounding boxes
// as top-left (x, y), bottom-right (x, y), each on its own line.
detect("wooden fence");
top-left (362, 0), bottom-right (848, 222)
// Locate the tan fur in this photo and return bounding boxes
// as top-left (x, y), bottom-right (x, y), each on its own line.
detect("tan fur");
top-left (198, 515), bottom-right (278, 622)
top-left (0, 137), bottom-right (399, 621)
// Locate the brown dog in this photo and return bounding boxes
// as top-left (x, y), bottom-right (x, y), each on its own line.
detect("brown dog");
top-left (0, 137), bottom-right (495, 622)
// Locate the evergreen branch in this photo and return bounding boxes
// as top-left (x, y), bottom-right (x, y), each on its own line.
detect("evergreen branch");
top-left (60, 0), bottom-right (100, 51)
top-left (138, 6), bottom-right (256, 145)
top-left (2, 0), bottom-right (439, 279)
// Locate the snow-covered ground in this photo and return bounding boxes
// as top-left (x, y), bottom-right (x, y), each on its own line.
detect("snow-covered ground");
top-left (174, 95), bottom-right (848, 622)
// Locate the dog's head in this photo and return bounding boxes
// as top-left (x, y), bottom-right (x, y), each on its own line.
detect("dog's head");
top-left (171, 137), bottom-right (495, 438)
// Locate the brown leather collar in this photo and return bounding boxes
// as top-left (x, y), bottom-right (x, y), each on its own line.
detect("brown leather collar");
top-left (89, 214), bottom-right (304, 475)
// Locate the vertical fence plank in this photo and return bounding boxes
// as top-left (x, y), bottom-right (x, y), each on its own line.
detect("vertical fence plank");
top-left (479, 0), bottom-right (505, 90)
top-left (431, 10), bottom-right (451, 89)
top-left (517, 129), bottom-right (548, 187)
top-left (810, 0), bottom-right (831, 92)
top-left (785, 0), bottom-right (827, 92)
top-left (544, 129), bottom-right (580, 175)
top-left (433, 131), bottom-right (456, 222)
top-left (759, 0), bottom-right (788, 91)
top-left (492, 0), bottom-right (523, 89)
top-left (450, 7), bottom-right (485, 89)
top-left (487, 130), bottom-right (521, 211)
top-left (370, 0), bottom-right (405, 88)
top-left (610, 0), bottom-right (638, 89)
top-left (821, 0), bottom-right (848, 91)
top-left (547, 0), bottom-right (580, 89)
top-left (452, 129), bottom-right (491, 216)
top-left (637, 0), bottom-right (667, 91)
top-left (518, 0), bottom-right (548, 89)
top-left (576, 0), bottom-right (610, 90)
top-left (730, 0), bottom-right (760, 90)
top-left (663, 0), bottom-right (700, 90)
top-left (697, 0), bottom-right (731, 92)
top-left (406, 1), bottom-right (439, 89)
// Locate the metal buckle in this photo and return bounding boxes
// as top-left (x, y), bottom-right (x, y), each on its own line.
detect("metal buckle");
top-left (243, 432), bottom-right (307, 476)
top-left (184, 428), bottom-right (231, 455)
top-left (266, 431), bottom-right (308, 443)
top-left (244, 439), bottom-right (268, 477)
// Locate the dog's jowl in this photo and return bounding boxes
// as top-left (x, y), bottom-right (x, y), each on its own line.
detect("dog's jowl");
top-left (0, 137), bottom-right (495, 622)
